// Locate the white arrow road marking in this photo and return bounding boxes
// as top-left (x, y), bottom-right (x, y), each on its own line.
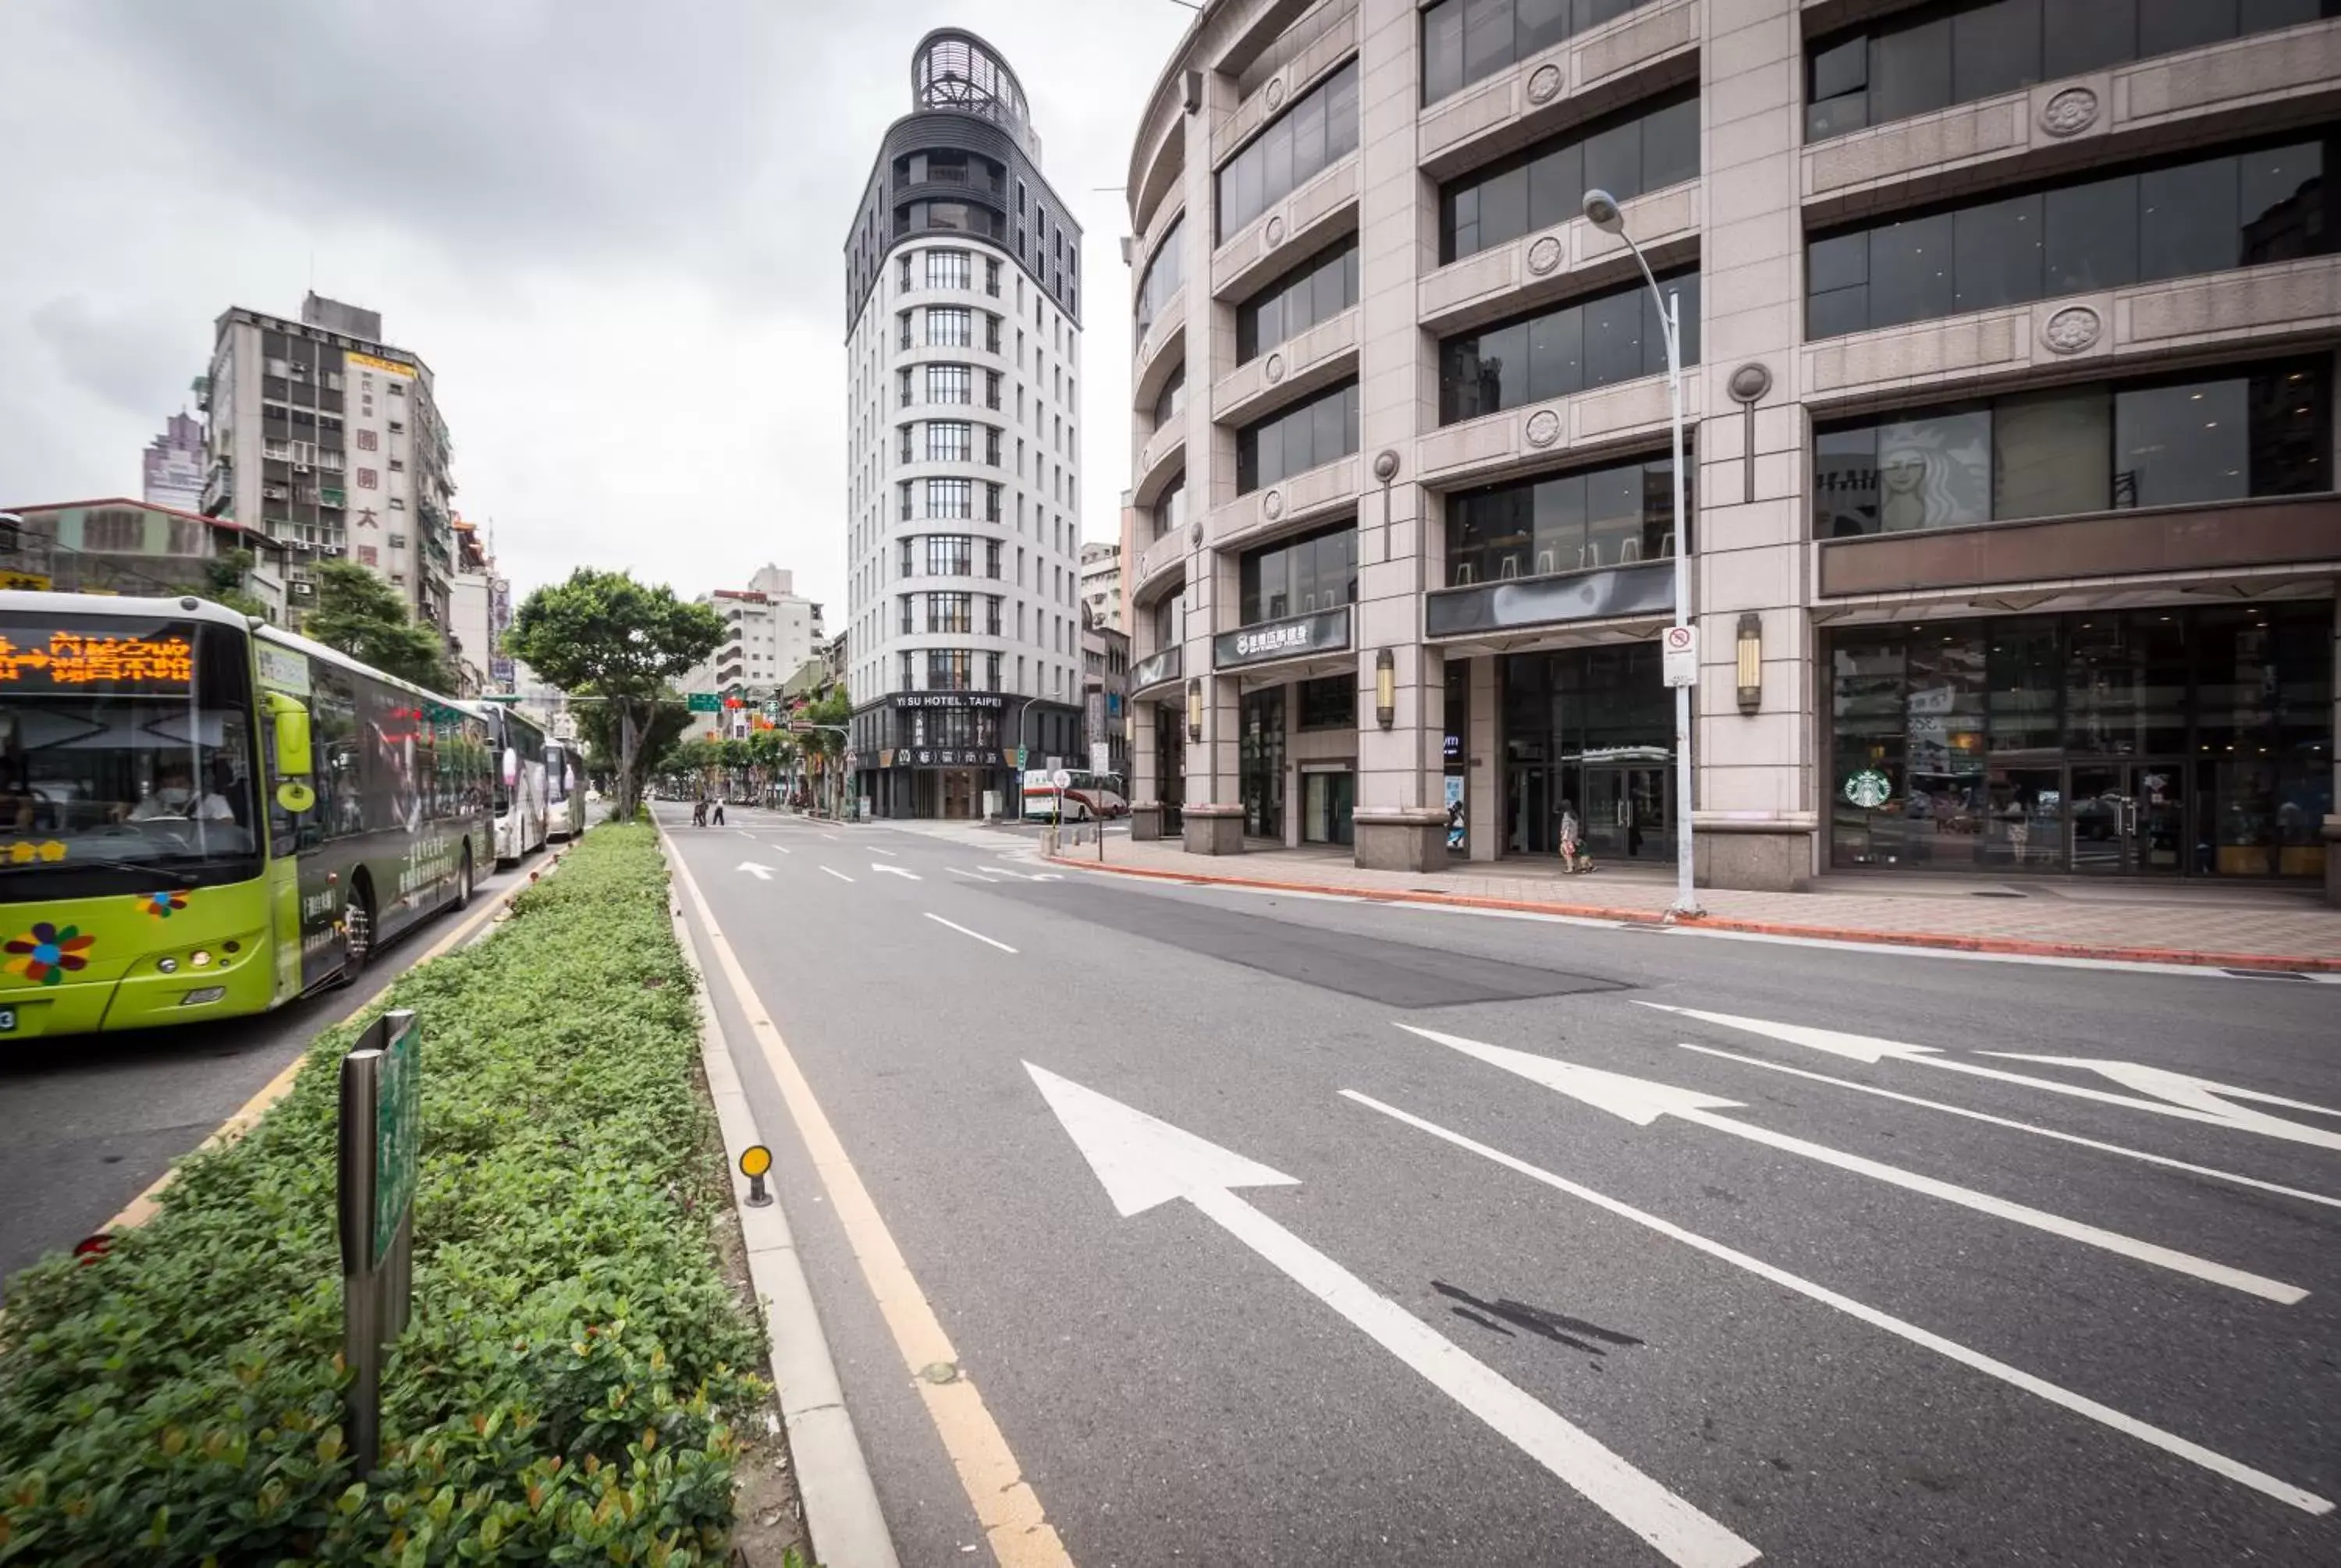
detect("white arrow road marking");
top-left (949, 866), bottom-right (998, 882)
top-left (1639, 1005), bottom-right (2341, 1154)
top-left (925, 913), bottom-right (1017, 953)
top-left (1399, 1026), bottom-right (2304, 1305)
top-left (1026, 1064), bottom-right (1760, 1568)
top-left (819, 866), bottom-right (854, 883)
top-left (736, 861), bottom-right (774, 882)
top-left (1342, 1091), bottom-right (2332, 1518)
top-left (1677, 1045), bottom-right (2341, 1215)
top-left (871, 864), bottom-right (923, 880)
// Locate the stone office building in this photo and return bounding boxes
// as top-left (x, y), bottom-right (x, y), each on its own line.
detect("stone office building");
top-left (1119, 0), bottom-right (2340, 898)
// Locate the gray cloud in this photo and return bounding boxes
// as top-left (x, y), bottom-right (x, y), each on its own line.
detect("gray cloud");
top-left (0, 0), bottom-right (1191, 615)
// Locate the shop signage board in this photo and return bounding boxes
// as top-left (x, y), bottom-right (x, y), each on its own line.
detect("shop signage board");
top-left (1213, 606), bottom-right (1352, 671)
top-left (1090, 742), bottom-right (1111, 775)
top-left (1843, 769), bottom-right (1893, 809)
top-left (896, 692), bottom-right (1006, 709)
top-left (1662, 626), bottom-right (1697, 688)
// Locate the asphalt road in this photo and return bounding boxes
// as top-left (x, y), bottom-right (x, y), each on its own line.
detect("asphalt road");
top-left (0, 852), bottom-right (536, 1290)
top-left (670, 804), bottom-right (2341, 1568)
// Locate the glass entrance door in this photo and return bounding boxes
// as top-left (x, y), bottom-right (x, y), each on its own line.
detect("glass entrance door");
top-left (1580, 765), bottom-right (1671, 863)
top-left (2069, 762), bottom-right (2188, 874)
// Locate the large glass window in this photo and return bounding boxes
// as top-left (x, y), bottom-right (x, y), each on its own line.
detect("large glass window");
top-left (926, 650), bottom-right (975, 691)
top-left (1814, 358), bottom-right (2329, 536)
top-left (927, 592), bottom-right (973, 634)
top-left (1424, 0), bottom-right (1655, 104)
top-left (1153, 366), bottom-right (1187, 428)
top-left (925, 250), bottom-right (972, 290)
top-left (1806, 0), bottom-right (2338, 140)
top-left (927, 477), bottom-right (973, 518)
top-left (1237, 237), bottom-right (1359, 363)
top-left (1438, 89), bottom-right (1698, 262)
top-left (1828, 606), bottom-right (2332, 878)
top-left (1135, 216), bottom-right (1185, 340)
top-left (925, 307), bottom-right (973, 347)
top-left (925, 534), bottom-right (974, 576)
top-left (1446, 452), bottom-right (1685, 584)
top-left (925, 364), bottom-right (972, 405)
top-left (1236, 381), bottom-right (1361, 493)
top-left (1151, 474), bottom-right (1188, 540)
top-left (925, 421), bottom-right (972, 462)
top-left (1298, 675), bottom-right (1357, 730)
top-left (1217, 60), bottom-right (1361, 241)
top-left (1808, 132), bottom-right (2335, 337)
top-left (1239, 523), bottom-right (1359, 624)
top-left (1438, 271), bottom-right (1698, 424)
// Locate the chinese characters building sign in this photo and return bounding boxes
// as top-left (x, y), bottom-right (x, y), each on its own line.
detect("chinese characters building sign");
top-left (1213, 607), bottom-right (1352, 670)
top-left (0, 631), bottom-right (194, 688)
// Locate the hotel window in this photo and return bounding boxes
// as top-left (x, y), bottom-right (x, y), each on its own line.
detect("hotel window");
top-left (1438, 87), bottom-right (1699, 263)
top-left (928, 591), bottom-right (973, 633)
top-left (926, 364), bottom-right (972, 404)
top-left (926, 250), bottom-right (972, 290)
top-left (926, 421), bottom-right (972, 462)
top-left (1439, 271), bottom-right (1699, 424)
top-left (1236, 380), bottom-right (1360, 493)
top-left (928, 477), bottom-right (973, 517)
top-left (926, 534), bottom-right (973, 576)
top-left (1216, 60), bottom-right (1360, 241)
top-left (927, 307), bottom-right (973, 347)
top-left (1813, 357), bottom-right (2331, 537)
top-left (927, 649), bottom-right (974, 690)
top-left (1236, 236), bottom-right (1359, 364)
top-left (1807, 133), bottom-right (2335, 339)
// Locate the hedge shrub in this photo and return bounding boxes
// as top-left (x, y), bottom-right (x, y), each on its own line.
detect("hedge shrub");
top-left (0, 825), bottom-right (773, 1564)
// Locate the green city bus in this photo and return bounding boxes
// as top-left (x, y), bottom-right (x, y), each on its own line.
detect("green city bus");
top-left (0, 591), bottom-right (492, 1038)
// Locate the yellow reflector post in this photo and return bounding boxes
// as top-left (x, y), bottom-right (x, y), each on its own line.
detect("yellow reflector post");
top-left (738, 1144), bottom-right (772, 1179)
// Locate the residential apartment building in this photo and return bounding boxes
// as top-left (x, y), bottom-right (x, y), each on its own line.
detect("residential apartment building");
top-left (1122, 0), bottom-right (2340, 899)
top-left (199, 293), bottom-right (458, 633)
top-left (842, 29), bottom-right (1089, 819)
top-left (1079, 539), bottom-right (1125, 630)
top-left (446, 517), bottom-right (510, 697)
top-left (677, 565), bottom-right (827, 739)
top-left (141, 412), bottom-right (204, 512)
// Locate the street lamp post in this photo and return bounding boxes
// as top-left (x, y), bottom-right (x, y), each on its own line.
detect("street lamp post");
top-left (1583, 189), bottom-right (1700, 917)
top-left (1013, 694), bottom-right (1043, 820)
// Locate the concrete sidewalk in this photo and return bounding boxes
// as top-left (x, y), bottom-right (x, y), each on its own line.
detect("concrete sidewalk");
top-left (1044, 834), bottom-right (2341, 974)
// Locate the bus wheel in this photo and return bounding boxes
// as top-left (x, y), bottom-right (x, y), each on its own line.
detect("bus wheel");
top-left (454, 845), bottom-right (474, 910)
top-left (339, 881), bottom-right (375, 986)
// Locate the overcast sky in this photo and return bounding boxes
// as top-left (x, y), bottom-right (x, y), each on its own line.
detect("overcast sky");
top-left (0, 0), bottom-right (1193, 617)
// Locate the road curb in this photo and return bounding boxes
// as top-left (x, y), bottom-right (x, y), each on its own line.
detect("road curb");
top-left (1043, 854), bottom-right (2341, 975)
top-left (659, 831), bottom-right (902, 1568)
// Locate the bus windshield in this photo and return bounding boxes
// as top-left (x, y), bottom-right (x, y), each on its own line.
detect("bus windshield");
top-left (0, 612), bottom-right (262, 892)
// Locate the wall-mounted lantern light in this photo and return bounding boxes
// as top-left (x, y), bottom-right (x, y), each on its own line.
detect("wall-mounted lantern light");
top-left (1735, 612), bottom-right (1763, 713)
top-left (1374, 647), bottom-right (1396, 730)
top-left (1185, 676), bottom-right (1202, 742)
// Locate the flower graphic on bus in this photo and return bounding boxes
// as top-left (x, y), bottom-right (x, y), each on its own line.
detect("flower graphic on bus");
top-left (5, 922), bottom-right (95, 986)
top-left (138, 890), bottom-right (189, 920)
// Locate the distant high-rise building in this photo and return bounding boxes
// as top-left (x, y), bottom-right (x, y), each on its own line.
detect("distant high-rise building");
top-left (198, 292), bottom-right (457, 632)
top-left (842, 30), bottom-right (1085, 820)
top-left (446, 516), bottom-right (510, 697)
top-left (1078, 540), bottom-right (1121, 632)
top-left (140, 412), bottom-right (204, 512)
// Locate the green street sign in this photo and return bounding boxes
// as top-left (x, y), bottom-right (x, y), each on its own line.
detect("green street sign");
top-left (687, 692), bottom-right (719, 712)
top-left (371, 1013), bottom-right (421, 1266)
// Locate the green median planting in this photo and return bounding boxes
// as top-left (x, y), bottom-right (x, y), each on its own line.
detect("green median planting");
top-left (0, 824), bottom-right (797, 1565)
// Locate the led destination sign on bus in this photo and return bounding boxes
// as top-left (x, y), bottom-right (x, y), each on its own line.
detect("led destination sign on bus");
top-left (0, 631), bottom-right (195, 689)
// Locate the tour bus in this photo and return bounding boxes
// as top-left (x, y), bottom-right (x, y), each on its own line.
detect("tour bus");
top-left (543, 737), bottom-right (587, 840)
top-left (0, 591), bottom-right (492, 1038)
top-left (1020, 768), bottom-right (1127, 822)
top-left (464, 701), bottom-right (549, 864)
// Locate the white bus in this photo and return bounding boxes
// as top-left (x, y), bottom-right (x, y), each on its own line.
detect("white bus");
top-left (1021, 769), bottom-right (1127, 823)
top-left (543, 739), bottom-right (587, 840)
top-left (467, 702), bottom-right (549, 864)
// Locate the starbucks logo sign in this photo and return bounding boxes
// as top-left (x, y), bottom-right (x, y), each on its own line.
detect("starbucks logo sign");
top-left (1842, 769), bottom-right (1892, 810)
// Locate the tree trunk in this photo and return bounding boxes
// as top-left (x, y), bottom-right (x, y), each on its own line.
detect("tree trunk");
top-left (617, 702), bottom-right (639, 821)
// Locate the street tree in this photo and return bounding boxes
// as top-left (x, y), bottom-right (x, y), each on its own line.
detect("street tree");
top-left (301, 559), bottom-right (449, 688)
top-left (506, 569), bottom-right (723, 819)
top-left (186, 548), bottom-right (270, 623)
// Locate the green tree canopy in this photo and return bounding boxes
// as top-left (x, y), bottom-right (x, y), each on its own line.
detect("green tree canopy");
top-left (186, 548), bottom-right (269, 623)
top-left (301, 559), bottom-right (449, 689)
top-left (506, 569), bottom-right (723, 819)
